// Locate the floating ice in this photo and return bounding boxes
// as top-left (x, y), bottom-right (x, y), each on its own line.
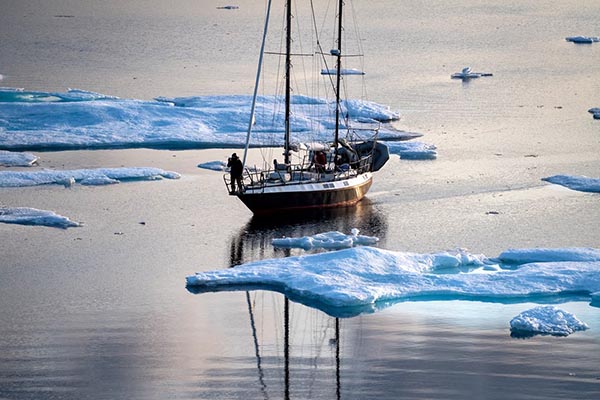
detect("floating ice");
top-left (186, 247), bottom-right (600, 317)
top-left (0, 207), bottom-right (81, 229)
top-left (498, 247), bottom-right (600, 264)
top-left (0, 150), bottom-right (38, 166)
top-left (451, 67), bottom-right (493, 80)
top-left (0, 167), bottom-right (180, 188)
top-left (272, 228), bottom-right (379, 250)
top-left (384, 141), bottom-right (437, 160)
top-left (198, 161), bottom-right (228, 172)
top-left (0, 88), bottom-right (412, 151)
top-left (542, 175), bottom-right (600, 193)
top-left (510, 306), bottom-right (589, 337)
top-left (321, 68), bottom-right (365, 76)
top-left (565, 36), bottom-right (600, 44)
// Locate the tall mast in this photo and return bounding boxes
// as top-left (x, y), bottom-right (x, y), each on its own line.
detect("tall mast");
top-left (284, 0), bottom-right (292, 165)
top-left (334, 0), bottom-right (344, 163)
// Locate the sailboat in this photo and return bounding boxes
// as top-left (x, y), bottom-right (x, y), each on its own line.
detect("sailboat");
top-left (225, 0), bottom-right (390, 215)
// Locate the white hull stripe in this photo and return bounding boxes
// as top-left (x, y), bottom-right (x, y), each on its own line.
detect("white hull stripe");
top-left (243, 172), bottom-right (372, 195)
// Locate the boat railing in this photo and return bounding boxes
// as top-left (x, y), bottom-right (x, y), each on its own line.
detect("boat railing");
top-left (224, 151), bottom-right (372, 194)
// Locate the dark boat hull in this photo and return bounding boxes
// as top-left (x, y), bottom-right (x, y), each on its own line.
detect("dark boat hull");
top-left (237, 173), bottom-right (372, 215)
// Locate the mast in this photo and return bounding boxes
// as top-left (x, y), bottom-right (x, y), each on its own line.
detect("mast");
top-left (333, 0), bottom-right (344, 164)
top-left (284, 0), bottom-right (292, 165)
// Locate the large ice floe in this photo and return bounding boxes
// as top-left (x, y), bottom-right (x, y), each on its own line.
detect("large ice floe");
top-left (0, 88), bottom-right (420, 151)
top-left (272, 229), bottom-right (378, 250)
top-left (186, 246), bottom-right (600, 318)
top-left (0, 207), bottom-right (81, 228)
top-left (510, 306), bottom-right (589, 337)
top-left (542, 175), bottom-right (600, 193)
top-left (0, 150), bottom-right (38, 166)
top-left (0, 167), bottom-right (180, 188)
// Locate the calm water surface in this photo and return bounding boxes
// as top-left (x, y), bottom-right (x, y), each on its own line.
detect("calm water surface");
top-left (1, 0), bottom-right (599, 398)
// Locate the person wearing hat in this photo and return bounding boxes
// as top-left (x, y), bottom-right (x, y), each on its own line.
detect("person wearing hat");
top-left (227, 153), bottom-right (244, 194)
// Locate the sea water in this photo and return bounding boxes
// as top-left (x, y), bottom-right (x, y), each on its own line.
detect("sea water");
top-left (1, 0), bottom-right (599, 399)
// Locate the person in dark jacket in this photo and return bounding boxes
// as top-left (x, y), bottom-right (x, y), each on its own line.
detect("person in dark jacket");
top-left (227, 153), bottom-right (244, 194)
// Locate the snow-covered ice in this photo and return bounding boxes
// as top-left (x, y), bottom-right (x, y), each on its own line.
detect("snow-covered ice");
top-left (0, 167), bottom-right (180, 188)
top-left (510, 306), bottom-right (589, 337)
top-left (0, 207), bottom-right (81, 229)
top-left (272, 228), bottom-right (379, 250)
top-left (384, 141), bottom-right (438, 160)
top-left (0, 88), bottom-right (415, 151)
top-left (0, 150), bottom-right (38, 166)
top-left (186, 246), bottom-right (600, 317)
top-left (542, 175), bottom-right (600, 193)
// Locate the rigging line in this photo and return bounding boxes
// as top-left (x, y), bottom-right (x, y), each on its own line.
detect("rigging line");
top-left (246, 292), bottom-right (270, 400)
top-left (292, 0), bottom-right (310, 96)
top-left (310, 0), bottom-right (337, 98)
top-left (348, 0), bottom-right (368, 100)
top-left (243, 0), bottom-right (274, 168)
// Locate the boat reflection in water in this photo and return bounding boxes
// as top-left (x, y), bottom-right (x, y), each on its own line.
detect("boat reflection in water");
top-left (228, 197), bottom-right (388, 268)
top-left (188, 199), bottom-right (386, 399)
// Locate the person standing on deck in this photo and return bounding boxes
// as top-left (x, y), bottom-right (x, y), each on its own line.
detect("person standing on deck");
top-left (313, 151), bottom-right (327, 173)
top-left (227, 153), bottom-right (244, 194)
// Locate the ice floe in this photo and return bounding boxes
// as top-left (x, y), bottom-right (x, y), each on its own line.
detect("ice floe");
top-left (0, 150), bottom-right (38, 166)
top-left (510, 305), bottom-right (589, 337)
top-left (186, 246), bottom-right (600, 317)
top-left (384, 141), bottom-right (437, 160)
top-left (272, 228), bottom-right (378, 250)
top-left (451, 67), bottom-right (493, 80)
top-left (0, 88), bottom-right (415, 151)
top-left (565, 36), bottom-right (600, 44)
top-left (0, 167), bottom-right (180, 188)
top-left (542, 175), bottom-right (600, 193)
top-left (0, 207), bottom-right (81, 229)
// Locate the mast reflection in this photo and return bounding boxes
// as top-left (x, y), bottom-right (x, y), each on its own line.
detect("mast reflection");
top-left (229, 204), bottom-right (373, 399)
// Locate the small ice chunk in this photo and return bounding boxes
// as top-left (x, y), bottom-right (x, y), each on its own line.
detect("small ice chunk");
top-left (272, 229), bottom-right (379, 250)
top-left (321, 68), bottom-right (366, 76)
top-left (0, 207), bottom-right (81, 229)
top-left (510, 306), bottom-right (589, 337)
top-left (565, 36), bottom-right (600, 43)
top-left (0, 150), bottom-right (38, 166)
top-left (198, 161), bottom-right (228, 171)
top-left (542, 175), bottom-right (600, 193)
top-left (451, 67), bottom-right (493, 80)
